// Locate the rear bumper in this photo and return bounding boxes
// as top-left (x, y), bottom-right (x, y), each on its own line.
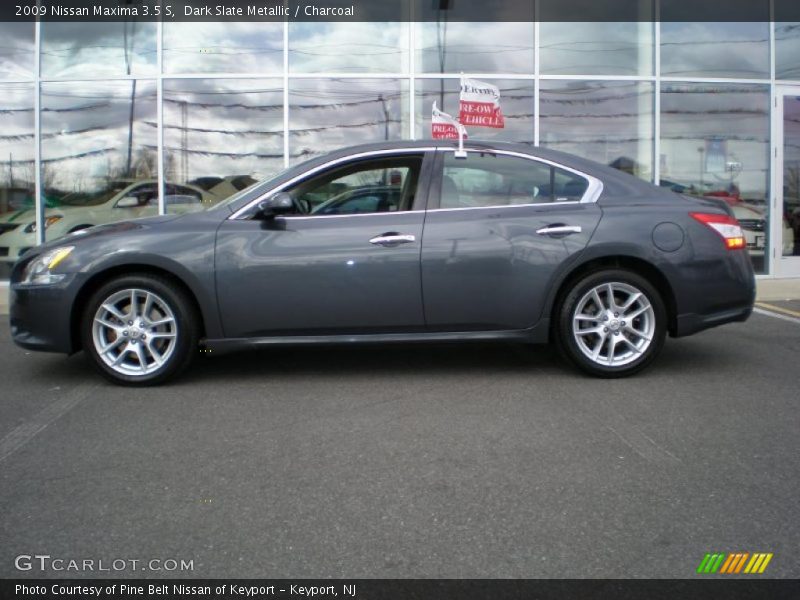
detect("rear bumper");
top-left (674, 303), bottom-right (753, 337)
top-left (9, 275), bottom-right (82, 354)
top-left (668, 242), bottom-right (756, 337)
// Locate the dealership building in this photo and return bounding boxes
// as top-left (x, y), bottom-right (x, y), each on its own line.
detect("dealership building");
top-left (1, 15), bottom-right (800, 284)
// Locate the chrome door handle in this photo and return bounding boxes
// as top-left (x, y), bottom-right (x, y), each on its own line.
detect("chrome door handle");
top-left (536, 225), bottom-right (582, 236)
top-left (369, 233), bottom-right (416, 246)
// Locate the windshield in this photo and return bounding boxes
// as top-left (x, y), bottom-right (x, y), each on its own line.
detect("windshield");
top-left (59, 185), bottom-right (128, 207)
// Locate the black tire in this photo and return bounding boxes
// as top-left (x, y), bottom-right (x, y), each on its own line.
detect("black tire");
top-left (555, 269), bottom-right (667, 378)
top-left (81, 274), bottom-right (199, 386)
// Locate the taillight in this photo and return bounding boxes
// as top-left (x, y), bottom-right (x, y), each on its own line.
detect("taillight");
top-left (690, 212), bottom-right (746, 250)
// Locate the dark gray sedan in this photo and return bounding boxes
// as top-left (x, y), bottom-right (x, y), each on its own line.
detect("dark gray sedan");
top-left (9, 141), bottom-right (755, 385)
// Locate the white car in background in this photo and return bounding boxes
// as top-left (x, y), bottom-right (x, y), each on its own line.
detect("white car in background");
top-left (0, 179), bottom-right (216, 267)
top-left (208, 175), bottom-right (258, 200)
top-left (188, 174), bottom-right (258, 201)
top-left (730, 202), bottom-right (794, 257)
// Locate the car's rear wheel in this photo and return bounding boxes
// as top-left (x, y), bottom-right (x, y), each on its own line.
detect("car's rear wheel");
top-left (555, 269), bottom-right (666, 377)
top-left (81, 274), bottom-right (198, 385)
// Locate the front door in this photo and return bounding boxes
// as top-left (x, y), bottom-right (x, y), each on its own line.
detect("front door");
top-left (421, 149), bottom-right (603, 331)
top-left (773, 87), bottom-right (800, 277)
top-left (215, 152), bottom-right (432, 338)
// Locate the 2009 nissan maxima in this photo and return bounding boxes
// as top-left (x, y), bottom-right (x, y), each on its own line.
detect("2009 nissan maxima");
top-left (9, 141), bottom-right (755, 385)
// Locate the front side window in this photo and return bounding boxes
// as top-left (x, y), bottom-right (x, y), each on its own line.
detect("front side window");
top-left (115, 184), bottom-right (158, 208)
top-left (439, 152), bottom-right (588, 209)
top-left (165, 184), bottom-right (203, 207)
top-left (285, 155), bottom-right (423, 216)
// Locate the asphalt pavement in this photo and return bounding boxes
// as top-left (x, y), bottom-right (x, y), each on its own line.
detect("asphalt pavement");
top-left (0, 310), bottom-right (798, 579)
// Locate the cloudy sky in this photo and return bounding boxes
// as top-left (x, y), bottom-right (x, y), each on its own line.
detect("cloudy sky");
top-left (0, 19), bottom-right (790, 204)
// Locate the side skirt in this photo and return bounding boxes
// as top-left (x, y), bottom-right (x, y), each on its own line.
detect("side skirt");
top-left (202, 320), bottom-right (551, 355)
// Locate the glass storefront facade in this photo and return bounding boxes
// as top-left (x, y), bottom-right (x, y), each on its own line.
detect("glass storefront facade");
top-left (1, 19), bottom-right (799, 280)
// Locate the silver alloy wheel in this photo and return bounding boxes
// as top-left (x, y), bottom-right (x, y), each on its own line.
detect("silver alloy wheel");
top-left (572, 281), bottom-right (656, 367)
top-left (91, 288), bottom-right (178, 376)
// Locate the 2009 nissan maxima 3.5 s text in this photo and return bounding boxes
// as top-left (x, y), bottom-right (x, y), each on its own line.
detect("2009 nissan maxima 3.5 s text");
top-left (9, 141), bottom-right (755, 385)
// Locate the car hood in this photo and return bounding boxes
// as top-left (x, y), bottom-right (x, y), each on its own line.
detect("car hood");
top-left (0, 206), bottom-right (73, 225)
top-left (31, 213), bottom-right (184, 255)
top-left (70, 213), bottom-right (183, 238)
top-left (0, 209), bottom-right (38, 225)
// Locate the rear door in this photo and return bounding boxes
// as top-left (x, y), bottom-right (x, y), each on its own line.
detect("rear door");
top-left (421, 148), bottom-right (603, 331)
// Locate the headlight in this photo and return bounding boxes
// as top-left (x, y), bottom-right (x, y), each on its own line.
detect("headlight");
top-left (24, 215), bottom-right (63, 234)
top-left (21, 246), bottom-right (74, 285)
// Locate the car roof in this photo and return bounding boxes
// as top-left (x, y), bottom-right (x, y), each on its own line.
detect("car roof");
top-left (222, 140), bottom-right (666, 214)
top-left (316, 140), bottom-right (659, 197)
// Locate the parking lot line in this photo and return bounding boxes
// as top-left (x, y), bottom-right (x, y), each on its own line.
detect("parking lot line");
top-left (0, 382), bottom-right (98, 463)
top-left (753, 306), bottom-right (800, 325)
top-left (755, 301), bottom-right (800, 318)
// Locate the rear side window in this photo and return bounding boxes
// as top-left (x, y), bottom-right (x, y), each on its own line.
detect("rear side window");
top-left (439, 152), bottom-right (589, 209)
top-left (552, 168), bottom-right (589, 202)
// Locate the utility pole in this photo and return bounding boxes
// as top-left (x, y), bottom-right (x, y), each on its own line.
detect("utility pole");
top-left (379, 94), bottom-right (389, 141)
top-left (124, 18), bottom-right (137, 177)
top-left (180, 100), bottom-right (189, 183)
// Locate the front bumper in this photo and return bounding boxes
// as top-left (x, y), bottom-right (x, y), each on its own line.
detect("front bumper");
top-left (0, 244), bottom-right (32, 264)
top-left (10, 274), bottom-right (83, 354)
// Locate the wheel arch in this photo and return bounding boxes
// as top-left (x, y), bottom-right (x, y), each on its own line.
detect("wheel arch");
top-left (547, 254), bottom-right (678, 338)
top-left (69, 263), bottom-right (209, 354)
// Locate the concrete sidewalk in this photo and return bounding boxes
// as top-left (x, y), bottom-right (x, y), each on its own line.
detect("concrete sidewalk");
top-left (754, 278), bottom-right (800, 301)
top-left (1, 278), bottom-right (800, 316)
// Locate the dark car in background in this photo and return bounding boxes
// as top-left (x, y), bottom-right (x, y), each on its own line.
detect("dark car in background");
top-left (9, 141), bottom-right (755, 385)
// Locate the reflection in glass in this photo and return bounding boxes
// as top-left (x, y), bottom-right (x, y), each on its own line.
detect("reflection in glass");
top-left (41, 22), bottom-right (156, 78)
top-left (0, 22), bottom-right (35, 79)
top-left (0, 83), bottom-right (34, 280)
top-left (540, 81), bottom-right (653, 181)
top-left (540, 23), bottom-right (653, 75)
top-left (660, 23), bottom-right (769, 79)
top-left (38, 80), bottom-right (157, 245)
top-left (164, 79), bottom-right (284, 208)
top-left (289, 79), bottom-right (407, 162)
top-left (776, 23), bottom-right (800, 80)
top-left (290, 23), bottom-right (408, 73)
top-left (164, 23), bottom-right (283, 74)
top-left (416, 22), bottom-right (534, 74)
top-left (415, 79), bottom-right (533, 143)
top-left (661, 83), bottom-right (770, 273)
top-left (441, 152), bottom-right (588, 208)
top-left (783, 96), bottom-right (800, 256)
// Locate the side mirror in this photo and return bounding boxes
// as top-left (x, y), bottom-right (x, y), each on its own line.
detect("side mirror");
top-left (115, 195), bottom-right (139, 208)
top-left (257, 192), bottom-right (294, 218)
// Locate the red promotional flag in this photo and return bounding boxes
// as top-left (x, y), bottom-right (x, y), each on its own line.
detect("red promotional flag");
top-left (459, 78), bottom-right (505, 129)
top-left (431, 102), bottom-right (467, 140)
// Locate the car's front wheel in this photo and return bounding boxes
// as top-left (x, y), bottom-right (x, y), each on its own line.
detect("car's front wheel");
top-left (555, 269), bottom-right (666, 377)
top-left (81, 274), bottom-right (198, 385)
